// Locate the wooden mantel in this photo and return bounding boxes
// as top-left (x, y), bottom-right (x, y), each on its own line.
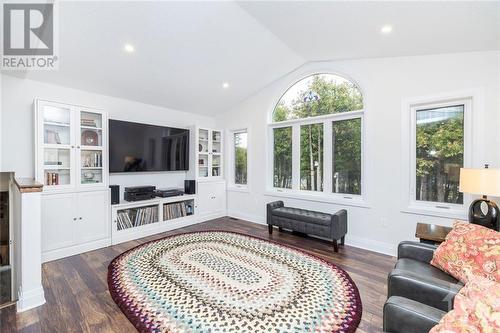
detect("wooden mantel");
top-left (14, 178), bottom-right (43, 193)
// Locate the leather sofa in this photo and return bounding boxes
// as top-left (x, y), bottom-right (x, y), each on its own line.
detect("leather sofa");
top-left (383, 241), bottom-right (463, 333)
top-left (266, 201), bottom-right (347, 252)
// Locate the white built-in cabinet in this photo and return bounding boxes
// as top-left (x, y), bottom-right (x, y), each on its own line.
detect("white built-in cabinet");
top-left (196, 181), bottom-right (226, 217)
top-left (35, 99), bottom-right (108, 190)
top-left (195, 127), bottom-right (223, 180)
top-left (190, 126), bottom-right (226, 218)
top-left (41, 191), bottom-right (110, 261)
top-left (35, 99), bottom-right (110, 262)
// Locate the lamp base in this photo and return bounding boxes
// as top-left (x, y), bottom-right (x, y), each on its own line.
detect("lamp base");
top-left (468, 198), bottom-right (500, 231)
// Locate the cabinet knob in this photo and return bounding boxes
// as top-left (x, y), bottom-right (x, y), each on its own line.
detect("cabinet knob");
top-left (71, 145), bottom-right (75, 148)
top-left (73, 217), bottom-right (77, 221)
top-left (78, 217), bottom-right (82, 220)
top-left (77, 146), bottom-right (81, 149)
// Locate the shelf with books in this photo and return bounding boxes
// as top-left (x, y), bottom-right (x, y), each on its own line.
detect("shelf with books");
top-left (36, 99), bottom-right (108, 192)
top-left (111, 195), bottom-right (197, 245)
top-left (116, 205), bottom-right (159, 231)
top-left (163, 199), bottom-right (194, 221)
top-left (44, 169), bottom-right (70, 186)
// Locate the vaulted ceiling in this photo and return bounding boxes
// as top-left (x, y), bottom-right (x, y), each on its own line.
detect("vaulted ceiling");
top-left (5, 1), bottom-right (499, 116)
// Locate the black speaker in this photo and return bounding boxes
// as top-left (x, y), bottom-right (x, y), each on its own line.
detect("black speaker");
top-left (184, 180), bottom-right (196, 194)
top-left (110, 185), bottom-right (120, 205)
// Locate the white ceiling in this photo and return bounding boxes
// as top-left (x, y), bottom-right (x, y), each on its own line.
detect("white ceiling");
top-left (5, 1), bottom-right (499, 116)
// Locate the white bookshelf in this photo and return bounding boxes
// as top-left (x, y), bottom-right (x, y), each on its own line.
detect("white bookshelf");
top-left (111, 195), bottom-right (197, 245)
top-left (194, 127), bottom-right (223, 181)
top-left (35, 99), bottom-right (111, 263)
top-left (35, 99), bottom-right (109, 191)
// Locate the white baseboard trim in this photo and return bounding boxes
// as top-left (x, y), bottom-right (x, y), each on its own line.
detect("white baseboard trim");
top-left (17, 286), bottom-right (46, 312)
top-left (344, 235), bottom-right (396, 257)
top-left (227, 210), bottom-right (265, 225)
top-left (42, 238), bottom-right (112, 263)
top-left (226, 211), bottom-right (396, 257)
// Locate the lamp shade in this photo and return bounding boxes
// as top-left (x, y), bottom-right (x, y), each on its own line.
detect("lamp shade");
top-left (459, 168), bottom-right (500, 197)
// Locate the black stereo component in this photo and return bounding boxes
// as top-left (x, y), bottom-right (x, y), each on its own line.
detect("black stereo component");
top-left (184, 180), bottom-right (196, 194)
top-left (124, 192), bottom-right (156, 202)
top-left (124, 185), bottom-right (156, 193)
top-left (156, 188), bottom-right (184, 198)
top-left (110, 185), bottom-right (120, 205)
top-left (124, 185), bottom-right (156, 202)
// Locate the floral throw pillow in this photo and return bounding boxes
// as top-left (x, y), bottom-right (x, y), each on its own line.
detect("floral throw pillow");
top-left (430, 220), bottom-right (500, 283)
top-left (430, 276), bottom-right (500, 333)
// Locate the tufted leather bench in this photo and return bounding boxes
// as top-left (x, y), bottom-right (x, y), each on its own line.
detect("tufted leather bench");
top-left (266, 201), bottom-right (347, 252)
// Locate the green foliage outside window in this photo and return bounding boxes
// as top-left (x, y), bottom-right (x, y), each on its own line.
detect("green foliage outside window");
top-left (273, 127), bottom-right (292, 188)
top-left (416, 106), bottom-right (464, 204)
top-left (234, 132), bottom-right (247, 185)
top-left (333, 119), bottom-right (361, 195)
top-left (272, 74), bottom-right (363, 192)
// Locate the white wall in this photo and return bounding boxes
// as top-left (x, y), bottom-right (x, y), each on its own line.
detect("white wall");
top-left (0, 73), bottom-right (3, 171)
top-left (1, 75), bottom-right (216, 195)
top-left (216, 51), bottom-right (500, 255)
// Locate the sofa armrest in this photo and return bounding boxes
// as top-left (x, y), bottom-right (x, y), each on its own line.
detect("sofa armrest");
top-left (398, 241), bottom-right (437, 264)
top-left (388, 269), bottom-right (461, 312)
top-left (266, 201), bottom-right (284, 225)
top-left (383, 296), bottom-right (445, 333)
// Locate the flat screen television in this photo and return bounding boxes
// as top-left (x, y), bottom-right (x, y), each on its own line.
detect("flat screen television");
top-left (109, 119), bottom-right (189, 173)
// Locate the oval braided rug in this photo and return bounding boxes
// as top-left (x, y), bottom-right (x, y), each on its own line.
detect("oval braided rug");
top-left (108, 231), bottom-right (362, 333)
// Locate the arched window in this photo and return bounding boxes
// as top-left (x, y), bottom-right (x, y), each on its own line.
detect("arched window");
top-left (269, 73), bottom-right (364, 199)
top-left (272, 74), bottom-right (363, 122)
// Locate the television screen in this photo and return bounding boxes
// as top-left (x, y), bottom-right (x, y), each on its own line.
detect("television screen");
top-left (109, 120), bottom-right (189, 173)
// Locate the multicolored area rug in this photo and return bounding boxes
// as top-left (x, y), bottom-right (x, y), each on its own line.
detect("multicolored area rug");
top-left (108, 231), bottom-right (362, 333)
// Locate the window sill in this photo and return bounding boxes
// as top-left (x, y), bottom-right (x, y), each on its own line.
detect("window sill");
top-left (264, 189), bottom-right (370, 208)
top-left (402, 204), bottom-right (468, 220)
top-left (227, 186), bottom-right (250, 193)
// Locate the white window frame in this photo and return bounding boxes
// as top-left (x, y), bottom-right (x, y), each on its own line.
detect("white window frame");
top-left (227, 128), bottom-right (250, 192)
top-left (267, 110), bottom-right (367, 207)
top-left (401, 90), bottom-right (484, 219)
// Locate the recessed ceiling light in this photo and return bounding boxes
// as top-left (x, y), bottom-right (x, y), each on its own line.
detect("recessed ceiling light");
top-left (381, 25), bottom-right (393, 34)
top-left (124, 44), bottom-right (135, 53)
top-left (222, 82), bottom-right (230, 89)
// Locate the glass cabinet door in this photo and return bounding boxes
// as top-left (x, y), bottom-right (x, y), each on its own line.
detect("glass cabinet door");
top-left (211, 130), bottom-right (222, 177)
top-left (41, 104), bottom-right (73, 187)
top-left (79, 111), bottom-right (104, 185)
top-left (197, 128), bottom-right (223, 179)
top-left (198, 129), bottom-right (209, 178)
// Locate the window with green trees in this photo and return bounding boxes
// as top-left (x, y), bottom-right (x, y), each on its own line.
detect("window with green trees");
top-left (333, 118), bottom-right (361, 195)
top-left (234, 131), bottom-right (248, 185)
top-left (270, 73), bottom-right (364, 196)
top-left (300, 123), bottom-right (323, 191)
top-left (415, 104), bottom-right (464, 204)
top-left (273, 127), bottom-right (292, 189)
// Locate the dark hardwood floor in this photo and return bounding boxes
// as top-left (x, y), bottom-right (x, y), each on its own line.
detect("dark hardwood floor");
top-left (0, 217), bottom-right (395, 332)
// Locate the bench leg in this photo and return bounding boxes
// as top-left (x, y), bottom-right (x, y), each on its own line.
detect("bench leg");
top-left (278, 227), bottom-right (283, 232)
top-left (333, 239), bottom-right (339, 252)
top-left (340, 236), bottom-right (345, 246)
top-left (268, 225), bottom-right (273, 234)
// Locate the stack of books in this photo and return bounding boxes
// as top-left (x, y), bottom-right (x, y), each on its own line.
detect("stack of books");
top-left (81, 118), bottom-right (97, 127)
top-left (163, 202), bottom-right (189, 221)
top-left (46, 172), bottom-right (59, 185)
top-left (116, 206), bottom-right (158, 230)
top-left (82, 152), bottom-right (102, 167)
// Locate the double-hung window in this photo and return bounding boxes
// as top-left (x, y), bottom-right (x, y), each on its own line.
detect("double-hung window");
top-left (269, 73), bottom-right (364, 202)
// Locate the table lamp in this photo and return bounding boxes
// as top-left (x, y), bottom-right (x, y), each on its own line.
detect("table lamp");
top-left (459, 165), bottom-right (500, 231)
